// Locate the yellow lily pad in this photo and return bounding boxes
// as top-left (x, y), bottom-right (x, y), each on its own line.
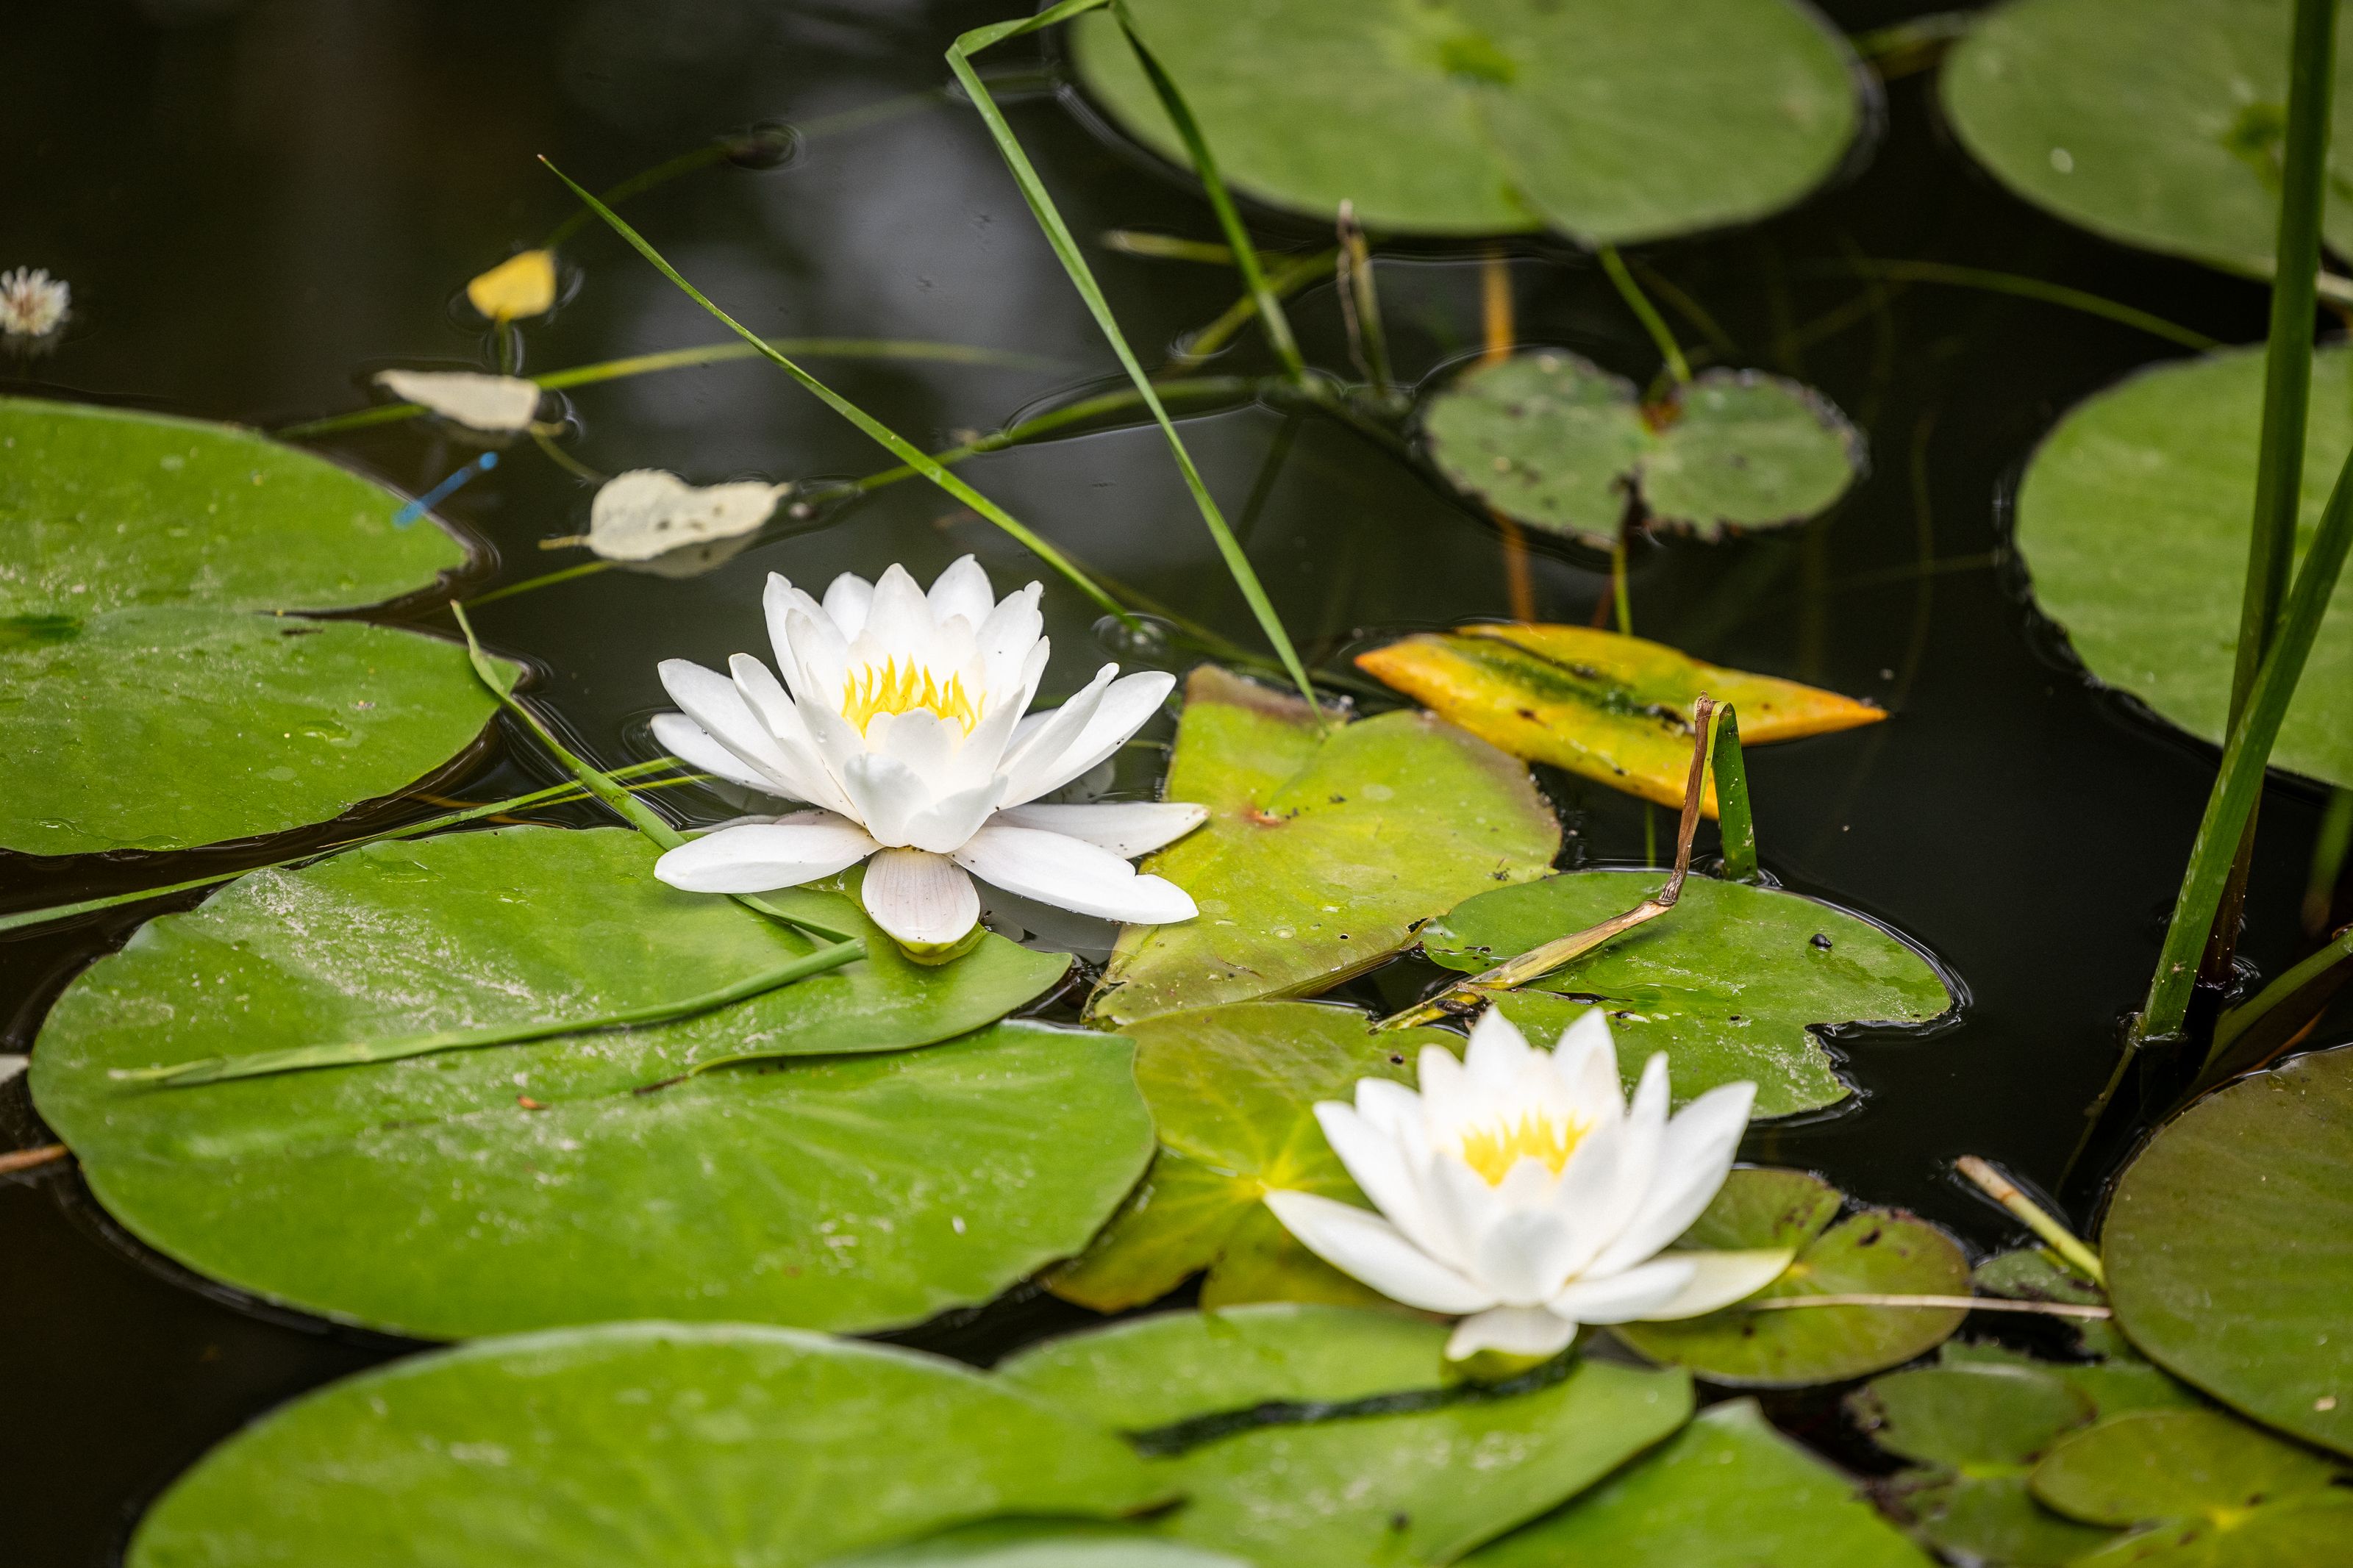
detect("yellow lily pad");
top-left (1356, 624), bottom-right (1885, 815)
top-left (464, 248), bottom-right (558, 322)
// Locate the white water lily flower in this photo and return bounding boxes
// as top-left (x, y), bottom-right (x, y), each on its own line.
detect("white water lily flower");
top-left (588, 469), bottom-right (789, 562)
top-left (1265, 1008), bottom-right (1790, 1362)
top-left (650, 556), bottom-right (1206, 951)
top-left (374, 369), bottom-right (541, 432)
top-left (1, 267), bottom-right (69, 338)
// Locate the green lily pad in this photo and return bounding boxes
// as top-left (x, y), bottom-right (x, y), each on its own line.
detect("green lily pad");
top-left (1611, 1167), bottom-right (1971, 1385)
top-left (1942, 0), bottom-right (2353, 279)
top-left (2103, 1043), bottom-right (2353, 1458)
top-left (1465, 1399), bottom-right (1935, 1568)
top-left (2031, 1408), bottom-right (2353, 1567)
top-left (1091, 667), bottom-right (1557, 1026)
top-left (1851, 1361), bottom-right (2115, 1567)
top-left (1423, 354), bottom-right (1863, 548)
top-left (2015, 343), bottom-right (2353, 787)
top-left (0, 396), bottom-right (506, 854)
top-left (824, 1522), bottom-right (1248, 1568)
top-left (1071, 0), bottom-right (1861, 243)
top-left (127, 1322), bottom-right (1171, 1568)
top-left (1422, 871), bottom-right (1954, 1117)
top-left (1004, 1306), bottom-right (1693, 1567)
top-left (1941, 1339), bottom-right (2204, 1425)
top-left (30, 825), bottom-right (1121, 1339)
top-left (1000, 1303), bottom-right (1452, 1430)
top-left (1050, 1000), bottom-right (1457, 1312)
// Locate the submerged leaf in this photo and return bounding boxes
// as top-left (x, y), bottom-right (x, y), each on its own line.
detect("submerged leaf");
top-left (1422, 353), bottom-right (1863, 546)
top-left (1943, 0), bottom-right (2353, 278)
top-left (2102, 1042), bottom-right (2353, 1458)
top-left (1049, 1000), bottom-right (1457, 1313)
top-left (2016, 342), bottom-right (2353, 788)
top-left (128, 1323), bottom-right (1170, 1568)
top-left (1090, 667), bottom-right (1558, 1025)
top-left (1612, 1167), bottom-right (1971, 1383)
top-left (0, 396), bottom-right (507, 853)
top-left (374, 368), bottom-right (542, 432)
top-left (1073, 0), bottom-right (1861, 243)
top-left (1423, 872), bottom-right (1952, 1116)
top-left (464, 248), bottom-right (559, 322)
top-left (587, 468), bottom-right (790, 562)
top-left (29, 826), bottom-right (1118, 1339)
top-left (1003, 1306), bottom-right (1693, 1568)
top-left (1466, 1399), bottom-right (1935, 1568)
top-left (2031, 1408), bottom-right (2353, 1565)
top-left (1357, 623), bottom-right (1883, 813)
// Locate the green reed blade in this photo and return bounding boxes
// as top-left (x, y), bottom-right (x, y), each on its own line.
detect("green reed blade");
top-left (949, 0), bottom-right (1323, 720)
top-left (111, 941), bottom-right (863, 1087)
top-left (538, 159), bottom-right (1131, 626)
top-left (1709, 704), bottom-right (1760, 882)
top-left (1835, 261), bottom-right (2221, 353)
top-left (2193, 920), bottom-right (2353, 1096)
top-left (1176, 249), bottom-right (1336, 366)
top-left (1110, 1), bottom-right (1304, 382)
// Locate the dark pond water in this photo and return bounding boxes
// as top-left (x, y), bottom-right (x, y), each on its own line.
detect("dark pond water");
top-left (1, 1), bottom-right (2337, 1561)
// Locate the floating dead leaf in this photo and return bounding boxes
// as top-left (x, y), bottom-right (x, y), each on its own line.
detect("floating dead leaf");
top-left (1357, 624), bottom-right (1882, 814)
top-left (588, 469), bottom-right (790, 562)
top-left (465, 249), bottom-right (559, 323)
top-left (374, 370), bottom-right (541, 433)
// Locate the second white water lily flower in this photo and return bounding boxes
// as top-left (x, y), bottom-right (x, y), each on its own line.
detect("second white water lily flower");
top-left (1265, 1009), bottom-right (1790, 1362)
top-left (651, 556), bottom-right (1205, 951)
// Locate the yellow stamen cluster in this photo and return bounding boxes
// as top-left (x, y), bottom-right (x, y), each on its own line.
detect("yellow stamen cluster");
top-left (841, 659), bottom-right (983, 734)
top-left (1458, 1111), bottom-right (1585, 1186)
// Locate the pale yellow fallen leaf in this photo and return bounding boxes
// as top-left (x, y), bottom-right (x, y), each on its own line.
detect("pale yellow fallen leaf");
top-left (588, 469), bottom-right (789, 562)
top-left (374, 370), bottom-right (541, 433)
top-left (465, 249), bottom-right (558, 322)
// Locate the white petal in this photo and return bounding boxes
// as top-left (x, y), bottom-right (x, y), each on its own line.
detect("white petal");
top-left (976, 583), bottom-right (1044, 692)
top-left (840, 753), bottom-right (941, 848)
top-left (658, 659), bottom-right (801, 796)
top-left (724, 654), bottom-right (855, 817)
top-left (1638, 1248), bottom-right (1796, 1321)
top-left (822, 571), bottom-right (874, 640)
top-left (862, 564), bottom-right (935, 656)
top-left (868, 707), bottom-right (958, 781)
top-left (989, 801), bottom-right (1207, 857)
top-left (652, 814), bottom-right (879, 894)
top-left (1464, 1006), bottom-right (1535, 1089)
top-left (1552, 1008), bottom-right (1625, 1123)
top-left (1585, 1077), bottom-right (1754, 1278)
top-left (1474, 1207), bottom-right (1584, 1306)
top-left (1445, 1306), bottom-right (1578, 1362)
top-left (1261, 1190), bottom-right (1495, 1314)
top-left (1313, 1101), bottom-right (1460, 1270)
top-left (1539, 1109), bottom-right (1630, 1282)
top-left (951, 823), bottom-right (1196, 925)
top-left (860, 848), bottom-right (979, 948)
top-left (1579, 1053), bottom-right (1678, 1276)
top-left (763, 574), bottom-right (831, 695)
top-left (649, 712), bottom-right (781, 795)
top-left (996, 665), bottom-right (1118, 801)
top-left (781, 604), bottom-right (851, 716)
top-left (926, 553), bottom-right (996, 630)
top-left (998, 670), bottom-right (1175, 808)
top-left (1353, 1078), bottom-right (1425, 1143)
top-left (375, 369), bottom-right (540, 432)
top-left (897, 778), bottom-right (1007, 856)
top-left (1547, 1256), bottom-right (1699, 1324)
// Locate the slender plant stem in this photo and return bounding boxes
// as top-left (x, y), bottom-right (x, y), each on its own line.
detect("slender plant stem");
top-left (544, 140), bottom-right (731, 249)
top-left (1709, 704), bottom-right (1760, 881)
top-left (1334, 201), bottom-right (1394, 398)
top-left (1175, 251), bottom-right (1335, 365)
top-left (1101, 229), bottom-right (1235, 263)
top-left (1610, 526), bottom-right (1635, 634)
top-left (0, 763), bottom-right (690, 937)
top-left (1743, 1294), bottom-right (2110, 1320)
top-left (1955, 1156), bottom-right (2106, 1286)
top-left (2306, 787), bottom-right (2353, 932)
top-left (112, 944), bottom-right (863, 1087)
top-left (539, 158), bottom-right (1131, 626)
top-left (0, 1145), bottom-right (69, 1175)
top-left (1599, 246), bottom-right (1692, 386)
top-left (846, 376), bottom-right (1252, 493)
top-left (1477, 249), bottom-right (1538, 620)
top-left (2193, 920), bottom-right (2353, 1094)
top-left (948, 1), bottom-right (1321, 717)
top-left (1112, 4), bottom-right (1304, 382)
top-left (1837, 261), bottom-right (2221, 352)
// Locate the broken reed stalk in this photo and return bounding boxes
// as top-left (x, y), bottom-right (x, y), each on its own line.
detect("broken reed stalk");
top-left (0, 1144), bottom-right (69, 1176)
top-left (1955, 1156), bottom-right (2105, 1286)
top-left (1334, 200), bottom-right (1393, 399)
top-left (1379, 696), bottom-right (1718, 1031)
top-left (1743, 1294), bottom-right (2110, 1320)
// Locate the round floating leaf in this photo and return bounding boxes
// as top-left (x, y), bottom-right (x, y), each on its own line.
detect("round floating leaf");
top-left (1091, 667), bottom-right (1558, 1026)
top-left (31, 826), bottom-right (1118, 1339)
top-left (2028, 1408), bottom-right (2353, 1566)
top-left (1050, 1001), bottom-right (1458, 1312)
top-left (1004, 1306), bottom-right (1693, 1568)
top-left (1357, 624), bottom-right (1885, 815)
top-left (1071, 0), bottom-right (1862, 243)
top-left (1001, 1303), bottom-right (1452, 1431)
top-left (129, 1322), bottom-right (1170, 1568)
top-left (2104, 1044), bottom-right (2353, 1458)
top-left (1424, 355), bottom-right (1863, 547)
top-left (2016, 343), bottom-right (2353, 787)
top-left (1465, 1399), bottom-right (1935, 1568)
top-left (1942, 0), bottom-right (2353, 278)
top-left (1612, 1167), bottom-right (1971, 1385)
top-left (0, 395), bottom-right (501, 853)
top-left (824, 1522), bottom-right (1248, 1568)
top-left (1423, 872), bottom-right (1954, 1117)
top-left (1, 604), bottom-right (504, 856)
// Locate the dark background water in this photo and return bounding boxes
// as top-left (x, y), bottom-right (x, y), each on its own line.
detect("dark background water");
top-left (0, 1), bottom-right (2335, 1561)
